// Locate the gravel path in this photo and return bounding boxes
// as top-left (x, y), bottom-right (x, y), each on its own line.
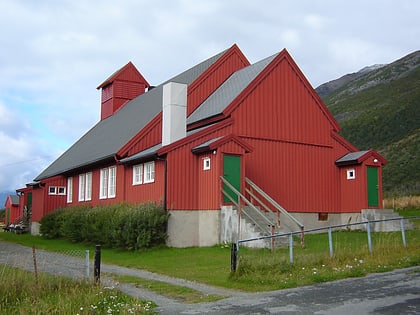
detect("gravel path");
top-left (0, 241), bottom-right (245, 313)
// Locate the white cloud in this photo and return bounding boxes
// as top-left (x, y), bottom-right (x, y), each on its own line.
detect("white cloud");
top-left (0, 0), bottom-right (419, 191)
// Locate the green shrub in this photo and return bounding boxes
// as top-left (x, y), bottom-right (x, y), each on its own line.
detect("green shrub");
top-left (39, 202), bottom-right (168, 250)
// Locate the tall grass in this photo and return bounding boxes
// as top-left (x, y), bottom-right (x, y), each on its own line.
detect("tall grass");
top-left (0, 265), bottom-right (155, 314)
top-left (233, 227), bottom-right (420, 291)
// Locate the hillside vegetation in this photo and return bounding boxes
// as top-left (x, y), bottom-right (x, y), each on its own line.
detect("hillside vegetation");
top-left (317, 50), bottom-right (420, 196)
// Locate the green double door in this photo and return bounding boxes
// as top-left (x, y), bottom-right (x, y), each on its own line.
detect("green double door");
top-left (367, 167), bottom-right (379, 207)
top-left (223, 155), bottom-right (241, 203)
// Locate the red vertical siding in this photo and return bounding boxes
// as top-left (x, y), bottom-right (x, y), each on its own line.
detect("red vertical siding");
top-left (339, 165), bottom-right (366, 212)
top-left (197, 153), bottom-right (220, 209)
top-left (226, 56), bottom-right (350, 214)
top-left (232, 58), bottom-right (333, 146)
top-left (165, 125), bottom-right (233, 210)
top-left (125, 160), bottom-right (165, 204)
top-left (242, 138), bottom-right (340, 213)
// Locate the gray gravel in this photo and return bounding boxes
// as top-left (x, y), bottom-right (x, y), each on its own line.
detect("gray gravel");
top-left (1, 241), bottom-right (419, 314)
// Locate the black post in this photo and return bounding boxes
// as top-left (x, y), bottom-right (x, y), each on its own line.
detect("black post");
top-left (231, 243), bottom-right (238, 272)
top-left (94, 245), bottom-right (101, 284)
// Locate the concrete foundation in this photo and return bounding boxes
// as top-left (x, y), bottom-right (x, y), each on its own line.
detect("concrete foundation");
top-left (166, 210), bottom-right (220, 247)
top-left (30, 222), bottom-right (41, 235)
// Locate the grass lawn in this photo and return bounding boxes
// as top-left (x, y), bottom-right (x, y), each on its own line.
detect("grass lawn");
top-left (0, 210), bottom-right (419, 292)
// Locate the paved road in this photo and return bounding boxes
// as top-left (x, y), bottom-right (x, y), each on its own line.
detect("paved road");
top-left (1, 241), bottom-right (419, 314)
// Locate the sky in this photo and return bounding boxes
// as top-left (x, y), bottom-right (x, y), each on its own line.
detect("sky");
top-left (0, 0), bottom-right (419, 194)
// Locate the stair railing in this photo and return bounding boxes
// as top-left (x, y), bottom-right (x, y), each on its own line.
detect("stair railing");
top-left (245, 177), bottom-right (305, 246)
top-left (220, 176), bottom-right (275, 238)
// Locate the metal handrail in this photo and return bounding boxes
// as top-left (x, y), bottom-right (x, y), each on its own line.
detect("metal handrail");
top-left (245, 177), bottom-right (304, 229)
top-left (238, 215), bottom-right (420, 244)
top-left (220, 176), bottom-right (275, 234)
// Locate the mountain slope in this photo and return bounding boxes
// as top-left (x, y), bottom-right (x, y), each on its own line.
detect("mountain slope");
top-left (316, 50), bottom-right (420, 196)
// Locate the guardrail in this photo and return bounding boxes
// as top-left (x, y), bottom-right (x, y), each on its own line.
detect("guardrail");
top-left (230, 215), bottom-right (420, 271)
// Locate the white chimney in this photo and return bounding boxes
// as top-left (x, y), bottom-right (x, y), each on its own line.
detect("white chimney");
top-left (162, 82), bottom-right (187, 146)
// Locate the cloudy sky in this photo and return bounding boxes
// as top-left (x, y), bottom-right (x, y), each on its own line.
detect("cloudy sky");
top-left (0, 0), bottom-right (418, 194)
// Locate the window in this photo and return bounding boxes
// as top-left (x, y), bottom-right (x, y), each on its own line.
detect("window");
top-left (49, 186), bottom-right (66, 195)
top-left (67, 177), bottom-right (73, 203)
top-left (100, 166), bottom-right (116, 199)
top-left (144, 162), bottom-right (155, 183)
top-left (133, 164), bottom-right (143, 185)
top-left (347, 169), bottom-right (356, 180)
top-left (85, 172), bottom-right (92, 201)
top-left (78, 172), bottom-right (92, 201)
top-left (78, 174), bottom-right (85, 201)
top-left (203, 157), bottom-right (211, 170)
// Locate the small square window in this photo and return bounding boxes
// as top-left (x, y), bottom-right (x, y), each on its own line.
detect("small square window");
top-left (203, 157), bottom-right (211, 170)
top-left (57, 187), bottom-right (66, 195)
top-left (347, 169), bottom-right (356, 180)
top-left (48, 186), bottom-right (57, 195)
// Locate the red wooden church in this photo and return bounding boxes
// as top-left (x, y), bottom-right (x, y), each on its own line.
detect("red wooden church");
top-left (18, 44), bottom-right (387, 247)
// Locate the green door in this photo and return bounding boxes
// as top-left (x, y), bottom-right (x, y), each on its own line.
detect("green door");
top-left (223, 155), bottom-right (241, 203)
top-left (367, 167), bottom-right (379, 207)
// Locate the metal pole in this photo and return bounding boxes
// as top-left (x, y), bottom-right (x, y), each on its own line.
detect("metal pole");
top-left (300, 227), bottom-right (305, 248)
top-left (289, 233), bottom-right (293, 264)
top-left (366, 221), bottom-right (372, 253)
top-left (271, 225), bottom-right (275, 251)
top-left (85, 250), bottom-right (90, 279)
top-left (328, 227), bottom-right (333, 257)
top-left (400, 219), bottom-right (407, 247)
top-left (32, 245), bottom-right (38, 285)
top-left (94, 245), bottom-right (101, 284)
top-left (231, 243), bottom-right (238, 272)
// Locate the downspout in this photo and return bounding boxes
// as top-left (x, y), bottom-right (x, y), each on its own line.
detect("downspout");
top-left (156, 157), bottom-right (167, 211)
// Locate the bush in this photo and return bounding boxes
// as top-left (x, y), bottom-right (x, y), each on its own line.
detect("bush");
top-left (39, 202), bottom-right (169, 249)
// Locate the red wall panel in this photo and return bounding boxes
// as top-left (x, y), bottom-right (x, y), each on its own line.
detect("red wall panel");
top-left (124, 160), bottom-right (165, 205)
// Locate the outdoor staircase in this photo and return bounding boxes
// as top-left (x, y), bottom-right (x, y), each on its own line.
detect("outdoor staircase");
top-left (220, 176), bottom-right (304, 248)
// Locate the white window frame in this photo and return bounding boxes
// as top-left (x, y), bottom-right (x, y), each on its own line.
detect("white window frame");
top-left (108, 166), bottom-right (116, 198)
top-left (67, 177), bottom-right (73, 203)
top-left (49, 186), bottom-right (66, 196)
top-left (203, 157), bottom-right (211, 170)
top-left (347, 169), bottom-right (356, 180)
top-left (78, 174), bottom-right (86, 201)
top-left (144, 162), bottom-right (155, 183)
top-left (78, 172), bottom-right (92, 201)
top-left (133, 164), bottom-right (143, 185)
top-left (100, 166), bottom-right (117, 199)
top-left (85, 172), bottom-right (92, 201)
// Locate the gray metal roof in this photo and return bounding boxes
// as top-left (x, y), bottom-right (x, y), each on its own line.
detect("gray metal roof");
top-left (10, 195), bottom-right (19, 205)
top-left (119, 144), bottom-right (162, 164)
top-left (35, 50), bottom-right (226, 181)
top-left (191, 137), bottom-right (223, 153)
top-left (187, 53), bottom-right (279, 125)
top-left (335, 151), bottom-right (369, 165)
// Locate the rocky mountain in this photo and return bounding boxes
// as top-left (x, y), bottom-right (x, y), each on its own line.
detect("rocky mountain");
top-left (316, 64), bottom-right (385, 98)
top-left (316, 50), bottom-right (420, 196)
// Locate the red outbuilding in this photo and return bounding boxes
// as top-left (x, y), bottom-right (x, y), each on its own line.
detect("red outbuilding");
top-left (21, 44), bottom-right (388, 246)
top-left (4, 194), bottom-right (20, 225)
